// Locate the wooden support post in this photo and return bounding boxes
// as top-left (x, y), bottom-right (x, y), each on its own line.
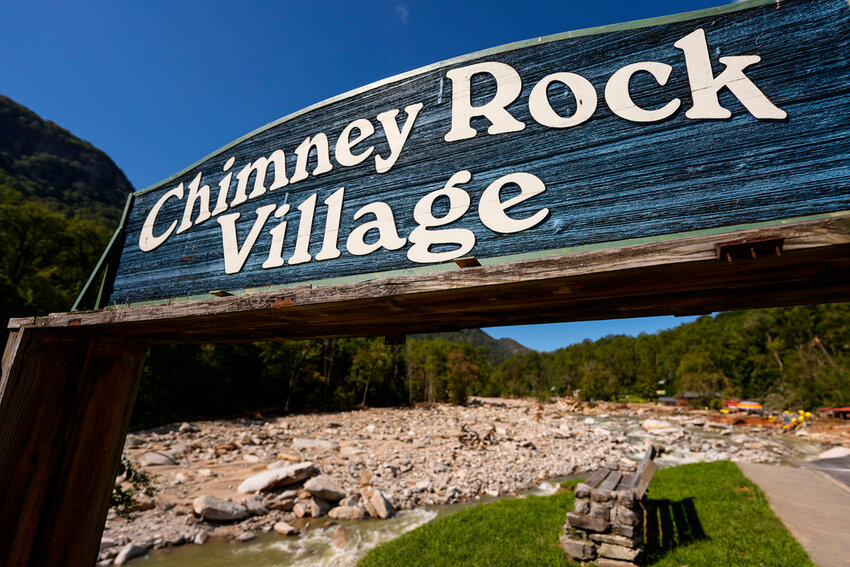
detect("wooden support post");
top-left (0, 326), bottom-right (147, 567)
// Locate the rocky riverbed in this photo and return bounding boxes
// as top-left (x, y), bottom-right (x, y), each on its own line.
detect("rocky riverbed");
top-left (99, 398), bottom-right (849, 565)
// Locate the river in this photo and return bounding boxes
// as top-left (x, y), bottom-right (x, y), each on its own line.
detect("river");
top-left (134, 411), bottom-right (828, 567)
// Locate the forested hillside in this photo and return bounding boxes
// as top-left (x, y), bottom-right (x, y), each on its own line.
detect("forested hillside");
top-left (0, 95), bottom-right (130, 325)
top-left (414, 328), bottom-right (531, 365)
top-left (484, 304), bottom-right (850, 410)
top-left (2, 93), bottom-right (847, 429)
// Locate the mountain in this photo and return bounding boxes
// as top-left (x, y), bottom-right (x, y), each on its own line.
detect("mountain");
top-left (0, 94), bottom-right (133, 323)
top-left (0, 94), bottom-right (132, 224)
top-left (416, 328), bottom-right (532, 365)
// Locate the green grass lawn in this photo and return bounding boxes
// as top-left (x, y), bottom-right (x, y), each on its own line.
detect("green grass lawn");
top-left (358, 461), bottom-right (813, 567)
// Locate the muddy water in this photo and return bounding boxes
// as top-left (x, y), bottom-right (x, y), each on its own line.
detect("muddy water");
top-left (141, 508), bottom-right (438, 567)
top-left (141, 481), bottom-right (563, 567)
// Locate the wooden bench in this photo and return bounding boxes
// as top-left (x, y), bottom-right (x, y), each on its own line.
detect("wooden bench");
top-left (560, 445), bottom-right (660, 565)
top-left (589, 444), bottom-right (659, 498)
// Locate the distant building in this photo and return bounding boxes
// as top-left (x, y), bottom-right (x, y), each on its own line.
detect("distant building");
top-left (819, 407), bottom-right (850, 420)
top-left (675, 391), bottom-right (721, 408)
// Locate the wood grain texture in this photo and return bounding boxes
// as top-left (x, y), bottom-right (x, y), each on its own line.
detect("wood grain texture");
top-left (12, 214), bottom-right (850, 342)
top-left (0, 328), bottom-right (147, 567)
top-left (106, 0), bottom-right (850, 305)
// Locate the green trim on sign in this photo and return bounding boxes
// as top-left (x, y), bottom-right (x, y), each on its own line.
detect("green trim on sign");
top-left (101, 209), bottom-right (849, 311)
top-left (134, 0), bottom-right (775, 197)
top-left (72, 193), bottom-right (134, 311)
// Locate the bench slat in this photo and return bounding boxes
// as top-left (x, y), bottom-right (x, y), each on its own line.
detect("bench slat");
top-left (598, 471), bottom-right (623, 492)
top-left (634, 460), bottom-right (658, 499)
top-left (630, 445), bottom-right (659, 490)
top-left (616, 474), bottom-right (634, 491)
top-left (585, 467), bottom-right (611, 488)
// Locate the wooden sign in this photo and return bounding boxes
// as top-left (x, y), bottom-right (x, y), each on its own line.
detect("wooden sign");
top-left (104, 0), bottom-right (850, 306)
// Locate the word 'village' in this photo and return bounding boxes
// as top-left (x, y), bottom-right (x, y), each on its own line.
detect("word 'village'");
top-left (141, 29), bottom-right (786, 275)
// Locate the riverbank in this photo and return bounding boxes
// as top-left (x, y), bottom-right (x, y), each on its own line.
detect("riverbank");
top-left (360, 461), bottom-right (815, 567)
top-left (98, 398), bottom-right (849, 565)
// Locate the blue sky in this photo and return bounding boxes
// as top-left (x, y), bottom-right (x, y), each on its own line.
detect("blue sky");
top-left (1, 0), bottom-right (729, 350)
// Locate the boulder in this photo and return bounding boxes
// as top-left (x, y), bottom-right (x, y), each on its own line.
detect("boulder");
top-left (328, 505), bottom-right (367, 520)
top-left (129, 495), bottom-right (155, 512)
top-left (113, 543), bottom-right (147, 565)
top-left (167, 442), bottom-right (193, 457)
top-left (138, 451), bottom-right (177, 466)
top-left (304, 475), bottom-right (346, 501)
top-left (358, 470), bottom-right (373, 486)
top-left (360, 490), bottom-right (378, 517)
top-left (640, 419), bottom-right (672, 431)
top-left (292, 438), bottom-right (337, 451)
top-left (192, 495), bottom-right (249, 522)
top-left (369, 490), bottom-right (395, 519)
top-left (237, 462), bottom-right (315, 493)
top-left (332, 525), bottom-right (347, 548)
top-left (340, 493), bottom-right (360, 507)
top-left (310, 497), bottom-right (332, 517)
top-left (243, 496), bottom-right (267, 515)
top-left (340, 445), bottom-right (365, 457)
top-left (293, 501), bottom-right (309, 518)
top-left (274, 521), bottom-right (299, 536)
top-left (294, 497), bottom-right (332, 518)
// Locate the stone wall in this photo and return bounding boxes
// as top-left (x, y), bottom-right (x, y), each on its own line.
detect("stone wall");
top-left (560, 466), bottom-right (645, 566)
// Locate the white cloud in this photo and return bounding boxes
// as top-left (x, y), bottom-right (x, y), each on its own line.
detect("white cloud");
top-left (396, 5), bottom-right (410, 24)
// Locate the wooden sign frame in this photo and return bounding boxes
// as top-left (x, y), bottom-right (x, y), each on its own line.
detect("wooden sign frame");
top-left (88, 0), bottom-right (850, 309)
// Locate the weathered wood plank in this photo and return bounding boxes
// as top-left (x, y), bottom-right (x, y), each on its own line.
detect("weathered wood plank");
top-left (616, 474), bottom-right (635, 491)
top-left (586, 467), bottom-right (613, 489)
top-left (599, 471), bottom-right (624, 492)
top-left (631, 445), bottom-right (660, 498)
top-left (105, 0), bottom-right (850, 306)
top-left (634, 461), bottom-right (659, 499)
top-left (0, 328), bottom-right (147, 567)
top-left (9, 214), bottom-right (849, 342)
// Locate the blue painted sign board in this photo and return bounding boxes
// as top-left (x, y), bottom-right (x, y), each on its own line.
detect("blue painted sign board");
top-left (105, 0), bottom-right (850, 306)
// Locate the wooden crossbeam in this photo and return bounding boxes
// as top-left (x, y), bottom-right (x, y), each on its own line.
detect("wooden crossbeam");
top-left (8, 215), bottom-right (850, 343)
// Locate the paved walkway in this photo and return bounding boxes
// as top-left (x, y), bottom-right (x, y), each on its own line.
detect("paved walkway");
top-left (803, 455), bottom-right (850, 489)
top-left (738, 462), bottom-right (850, 567)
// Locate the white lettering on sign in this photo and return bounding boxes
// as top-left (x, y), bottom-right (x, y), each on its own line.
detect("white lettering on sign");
top-left (605, 62), bottom-right (681, 122)
top-left (138, 28), bottom-right (788, 280)
top-left (673, 29), bottom-right (787, 120)
top-left (478, 172), bottom-right (549, 233)
top-left (529, 72), bottom-right (598, 128)
top-left (408, 171), bottom-right (476, 263)
top-left (139, 183), bottom-right (184, 252)
top-left (443, 62), bottom-right (526, 142)
top-left (207, 170), bottom-right (548, 274)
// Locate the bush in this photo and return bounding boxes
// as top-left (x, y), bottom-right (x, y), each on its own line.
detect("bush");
top-left (111, 457), bottom-right (155, 518)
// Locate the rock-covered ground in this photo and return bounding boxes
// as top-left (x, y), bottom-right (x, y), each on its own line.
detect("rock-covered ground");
top-left (98, 398), bottom-right (849, 565)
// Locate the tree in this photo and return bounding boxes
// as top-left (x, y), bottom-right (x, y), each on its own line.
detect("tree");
top-left (675, 348), bottom-right (729, 405)
top-left (349, 339), bottom-right (394, 407)
top-left (445, 346), bottom-right (484, 405)
top-left (578, 360), bottom-right (618, 401)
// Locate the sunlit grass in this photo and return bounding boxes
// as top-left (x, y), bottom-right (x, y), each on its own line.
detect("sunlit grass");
top-left (359, 461), bottom-right (812, 567)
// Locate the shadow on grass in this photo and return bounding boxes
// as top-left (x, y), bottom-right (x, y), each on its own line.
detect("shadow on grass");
top-left (644, 497), bottom-right (708, 563)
